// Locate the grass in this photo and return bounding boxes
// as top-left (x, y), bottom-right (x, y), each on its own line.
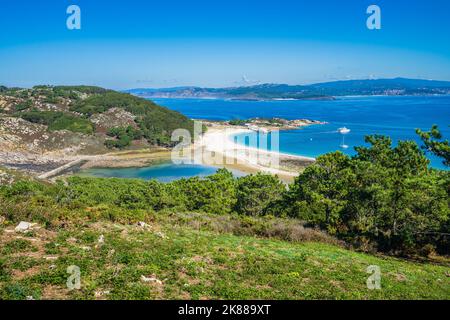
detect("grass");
top-left (0, 212), bottom-right (448, 300)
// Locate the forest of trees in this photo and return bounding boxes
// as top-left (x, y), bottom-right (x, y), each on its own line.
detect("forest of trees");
top-left (1, 85), bottom-right (449, 257)
top-left (69, 90), bottom-right (196, 146)
top-left (1, 127), bottom-right (448, 257)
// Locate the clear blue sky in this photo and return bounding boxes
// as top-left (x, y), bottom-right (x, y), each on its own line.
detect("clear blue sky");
top-left (1, 0), bottom-right (449, 89)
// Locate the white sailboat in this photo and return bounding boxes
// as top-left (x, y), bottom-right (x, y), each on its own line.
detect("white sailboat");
top-left (338, 127), bottom-right (350, 149)
top-left (338, 127), bottom-right (351, 134)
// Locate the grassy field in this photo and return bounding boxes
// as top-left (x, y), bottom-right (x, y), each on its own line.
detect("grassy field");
top-left (1, 211), bottom-right (448, 300)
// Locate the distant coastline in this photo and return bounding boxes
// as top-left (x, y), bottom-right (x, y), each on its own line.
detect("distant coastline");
top-left (143, 93), bottom-right (450, 102)
top-left (126, 77), bottom-right (450, 101)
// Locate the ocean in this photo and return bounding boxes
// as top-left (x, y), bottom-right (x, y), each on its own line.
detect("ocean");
top-left (153, 95), bottom-right (450, 170)
top-left (80, 95), bottom-right (449, 181)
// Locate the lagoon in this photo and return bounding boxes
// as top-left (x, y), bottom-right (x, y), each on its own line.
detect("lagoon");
top-left (79, 162), bottom-right (245, 182)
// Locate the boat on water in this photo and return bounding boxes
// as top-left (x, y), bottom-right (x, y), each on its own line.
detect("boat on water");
top-left (338, 127), bottom-right (350, 149)
top-left (338, 127), bottom-right (351, 134)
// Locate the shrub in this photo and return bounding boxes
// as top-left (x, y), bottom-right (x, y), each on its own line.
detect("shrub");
top-left (70, 91), bottom-right (196, 146)
top-left (285, 135), bottom-right (449, 255)
top-left (171, 169), bottom-right (237, 214)
top-left (18, 111), bottom-right (94, 134)
top-left (14, 100), bottom-right (32, 112)
top-left (105, 126), bottom-right (143, 149)
top-left (235, 173), bottom-right (286, 216)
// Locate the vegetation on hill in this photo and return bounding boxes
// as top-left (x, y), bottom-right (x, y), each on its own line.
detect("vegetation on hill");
top-left (416, 125), bottom-right (450, 167)
top-left (19, 110), bottom-right (94, 134)
top-left (128, 78), bottom-right (450, 100)
top-left (0, 167), bottom-right (448, 300)
top-left (13, 100), bottom-right (33, 112)
top-left (0, 212), bottom-right (448, 300)
top-left (1, 85), bottom-right (195, 147)
top-left (0, 127), bottom-right (448, 257)
top-left (69, 90), bottom-right (196, 146)
top-left (0, 170), bottom-right (449, 299)
top-left (104, 126), bottom-right (143, 149)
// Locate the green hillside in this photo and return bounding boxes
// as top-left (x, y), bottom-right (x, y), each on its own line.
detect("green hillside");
top-left (1, 85), bottom-right (195, 147)
top-left (0, 160), bottom-right (448, 300)
top-left (0, 192), bottom-right (448, 300)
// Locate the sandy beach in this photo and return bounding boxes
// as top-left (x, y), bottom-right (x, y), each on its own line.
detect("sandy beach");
top-left (176, 125), bottom-right (316, 181)
top-left (20, 126), bottom-right (315, 182)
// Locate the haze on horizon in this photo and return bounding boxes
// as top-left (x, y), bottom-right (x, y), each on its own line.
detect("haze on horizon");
top-left (0, 0), bottom-right (449, 90)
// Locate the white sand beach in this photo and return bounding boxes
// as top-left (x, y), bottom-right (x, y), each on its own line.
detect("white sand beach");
top-left (190, 126), bottom-right (316, 179)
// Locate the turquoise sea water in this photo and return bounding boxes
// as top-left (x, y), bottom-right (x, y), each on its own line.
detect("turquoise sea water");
top-left (81, 95), bottom-right (449, 181)
top-left (153, 96), bottom-right (450, 169)
top-left (80, 162), bottom-right (245, 182)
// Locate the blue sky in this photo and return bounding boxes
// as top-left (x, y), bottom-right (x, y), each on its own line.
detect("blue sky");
top-left (0, 0), bottom-right (449, 89)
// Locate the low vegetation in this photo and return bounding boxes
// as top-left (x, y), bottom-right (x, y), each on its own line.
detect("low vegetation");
top-left (19, 110), bottom-right (94, 134)
top-left (105, 126), bottom-right (143, 149)
top-left (0, 173), bottom-right (448, 299)
top-left (1, 85), bottom-right (196, 147)
top-left (69, 90), bottom-right (196, 146)
top-left (0, 99), bottom-right (448, 299)
top-left (0, 129), bottom-right (448, 258)
top-left (1, 216), bottom-right (448, 300)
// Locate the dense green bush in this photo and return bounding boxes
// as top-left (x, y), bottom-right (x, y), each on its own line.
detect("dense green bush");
top-left (105, 126), bottom-right (143, 149)
top-left (18, 110), bottom-right (94, 134)
top-left (0, 128), bottom-right (448, 257)
top-left (13, 100), bottom-right (33, 112)
top-left (174, 169), bottom-right (237, 214)
top-left (235, 173), bottom-right (285, 216)
top-left (285, 135), bottom-right (449, 254)
top-left (70, 91), bottom-right (196, 146)
top-left (48, 115), bottom-right (94, 134)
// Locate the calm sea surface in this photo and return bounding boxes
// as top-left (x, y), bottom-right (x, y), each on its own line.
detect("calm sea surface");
top-left (154, 95), bottom-right (450, 169)
top-left (80, 162), bottom-right (245, 182)
top-left (81, 95), bottom-right (449, 181)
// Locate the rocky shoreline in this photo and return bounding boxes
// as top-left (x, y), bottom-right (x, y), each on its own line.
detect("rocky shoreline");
top-left (210, 117), bottom-right (327, 131)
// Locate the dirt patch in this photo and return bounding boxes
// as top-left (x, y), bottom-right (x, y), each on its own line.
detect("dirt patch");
top-left (90, 108), bottom-right (137, 133)
top-left (41, 285), bottom-right (70, 300)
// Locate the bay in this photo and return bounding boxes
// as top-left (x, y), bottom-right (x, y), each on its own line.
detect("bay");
top-left (153, 95), bottom-right (450, 169)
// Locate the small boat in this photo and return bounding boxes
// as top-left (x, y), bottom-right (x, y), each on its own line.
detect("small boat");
top-left (338, 127), bottom-right (350, 149)
top-left (338, 127), bottom-right (351, 134)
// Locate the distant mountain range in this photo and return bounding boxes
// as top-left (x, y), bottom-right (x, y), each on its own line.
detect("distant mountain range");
top-left (126, 78), bottom-right (450, 100)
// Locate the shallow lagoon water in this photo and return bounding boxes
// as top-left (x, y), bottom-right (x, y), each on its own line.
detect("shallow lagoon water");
top-left (79, 162), bottom-right (245, 182)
